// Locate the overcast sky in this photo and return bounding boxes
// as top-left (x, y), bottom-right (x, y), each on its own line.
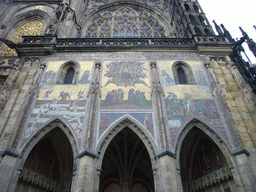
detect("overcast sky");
top-left (198, 0), bottom-right (256, 63)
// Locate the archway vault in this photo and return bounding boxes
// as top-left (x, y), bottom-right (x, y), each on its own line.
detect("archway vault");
top-left (99, 127), bottom-right (154, 192)
top-left (97, 116), bottom-right (157, 160)
top-left (175, 119), bottom-right (236, 192)
top-left (14, 118), bottom-right (78, 192)
top-left (96, 117), bottom-right (157, 192)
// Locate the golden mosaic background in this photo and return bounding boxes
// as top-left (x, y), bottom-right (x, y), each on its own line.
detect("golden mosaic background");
top-left (38, 61), bottom-right (94, 100)
top-left (3, 20), bottom-right (44, 56)
top-left (158, 61), bottom-right (212, 99)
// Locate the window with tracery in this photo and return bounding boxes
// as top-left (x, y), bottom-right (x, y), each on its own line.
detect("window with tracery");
top-left (3, 20), bottom-right (44, 56)
top-left (85, 7), bottom-right (166, 38)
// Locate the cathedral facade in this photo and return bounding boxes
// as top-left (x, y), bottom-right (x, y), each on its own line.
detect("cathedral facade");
top-left (0, 0), bottom-right (256, 191)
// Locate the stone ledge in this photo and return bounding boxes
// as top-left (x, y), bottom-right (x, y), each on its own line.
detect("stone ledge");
top-left (156, 149), bottom-right (175, 158)
top-left (231, 147), bottom-right (250, 156)
top-left (78, 149), bottom-right (98, 159)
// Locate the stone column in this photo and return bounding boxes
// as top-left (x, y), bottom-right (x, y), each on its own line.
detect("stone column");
top-left (76, 153), bottom-right (96, 192)
top-left (157, 152), bottom-right (179, 192)
top-left (150, 61), bottom-right (168, 149)
top-left (77, 61), bottom-right (101, 192)
top-left (234, 152), bottom-right (256, 192)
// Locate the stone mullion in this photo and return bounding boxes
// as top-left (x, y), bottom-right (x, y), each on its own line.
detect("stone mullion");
top-left (213, 59), bottom-right (254, 149)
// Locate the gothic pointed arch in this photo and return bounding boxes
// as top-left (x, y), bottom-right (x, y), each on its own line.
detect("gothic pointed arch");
top-left (96, 117), bottom-right (157, 191)
top-left (1, 9), bottom-right (50, 56)
top-left (81, 3), bottom-right (172, 38)
top-left (175, 119), bottom-right (236, 192)
top-left (14, 120), bottom-right (77, 192)
top-left (99, 127), bottom-right (154, 192)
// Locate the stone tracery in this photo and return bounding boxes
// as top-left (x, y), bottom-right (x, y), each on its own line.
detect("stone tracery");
top-left (3, 20), bottom-right (44, 56)
top-left (85, 7), bottom-right (166, 38)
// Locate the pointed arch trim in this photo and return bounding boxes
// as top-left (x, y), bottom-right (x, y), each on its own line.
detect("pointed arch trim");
top-left (19, 117), bottom-right (79, 158)
top-left (97, 114), bottom-right (157, 159)
top-left (174, 117), bottom-right (229, 154)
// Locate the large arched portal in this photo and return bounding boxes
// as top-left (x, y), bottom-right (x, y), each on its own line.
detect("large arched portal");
top-left (180, 128), bottom-right (234, 192)
top-left (99, 127), bottom-right (154, 192)
top-left (15, 128), bottom-right (74, 192)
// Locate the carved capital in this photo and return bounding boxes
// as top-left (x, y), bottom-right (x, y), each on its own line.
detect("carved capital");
top-left (150, 60), bottom-right (157, 69)
top-left (204, 62), bottom-right (211, 69)
top-left (95, 62), bottom-right (101, 69)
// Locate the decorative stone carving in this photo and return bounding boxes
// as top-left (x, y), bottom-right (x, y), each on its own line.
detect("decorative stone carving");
top-left (84, 0), bottom-right (169, 17)
top-left (3, 20), bottom-right (44, 56)
top-left (84, 7), bottom-right (166, 38)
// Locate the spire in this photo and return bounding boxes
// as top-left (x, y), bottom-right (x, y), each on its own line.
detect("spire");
top-left (220, 24), bottom-right (234, 42)
top-left (213, 20), bottom-right (224, 36)
top-left (239, 26), bottom-right (249, 39)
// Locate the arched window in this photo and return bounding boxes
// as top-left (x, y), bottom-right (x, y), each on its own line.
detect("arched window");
top-left (57, 62), bottom-right (79, 84)
top-left (173, 62), bottom-right (195, 85)
top-left (177, 67), bottom-right (187, 84)
top-left (184, 3), bottom-right (190, 11)
top-left (64, 67), bottom-right (75, 84)
top-left (2, 20), bottom-right (44, 56)
top-left (84, 6), bottom-right (166, 38)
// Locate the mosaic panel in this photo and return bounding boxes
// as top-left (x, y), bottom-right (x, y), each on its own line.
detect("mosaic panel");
top-left (158, 61), bottom-right (228, 143)
top-left (98, 112), bottom-right (154, 139)
top-left (22, 61), bottom-right (94, 144)
top-left (101, 61), bottom-right (152, 110)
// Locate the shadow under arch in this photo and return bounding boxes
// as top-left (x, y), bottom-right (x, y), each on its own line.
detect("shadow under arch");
top-left (80, 1), bottom-right (173, 38)
top-left (13, 118), bottom-right (78, 192)
top-left (96, 117), bottom-right (156, 192)
top-left (175, 118), bottom-right (236, 192)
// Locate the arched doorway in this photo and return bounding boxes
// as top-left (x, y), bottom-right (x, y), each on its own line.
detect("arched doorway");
top-left (15, 128), bottom-right (74, 192)
top-left (180, 128), bottom-right (235, 192)
top-left (99, 127), bottom-right (154, 192)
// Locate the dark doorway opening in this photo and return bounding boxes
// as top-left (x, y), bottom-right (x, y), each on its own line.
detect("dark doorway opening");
top-left (180, 128), bottom-right (234, 192)
top-left (100, 127), bottom-right (154, 192)
top-left (15, 128), bottom-right (74, 192)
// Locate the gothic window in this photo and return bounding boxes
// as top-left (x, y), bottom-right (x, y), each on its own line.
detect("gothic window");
top-left (173, 62), bottom-right (195, 85)
top-left (177, 67), bottom-right (187, 84)
top-left (204, 27), bottom-right (211, 35)
top-left (64, 67), bottom-right (75, 84)
top-left (194, 26), bottom-right (202, 35)
top-left (189, 14), bottom-right (197, 24)
top-left (57, 62), bottom-right (79, 84)
top-left (3, 20), bottom-right (44, 56)
top-left (85, 7), bottom-right (166, 38)
top-left (193, 4), bottom-right (200, 13)
top-left (184, 3), bottom-right (190, 11)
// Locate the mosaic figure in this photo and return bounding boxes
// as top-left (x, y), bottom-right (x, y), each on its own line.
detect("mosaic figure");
top-left (161, 69), bottom-right (176, 86)
top-left (42, 70), bottom-right (57, 85)
top-left (58, 91), bottom-right (71, 100)
top-left (195, 70), bottom-right (208, 90)
top-left (78, 70), bottom-right (90, 84)
top-left (42, 90), bottom-right (53, 100)
top-left (103, 61), bottom-right (149, 87)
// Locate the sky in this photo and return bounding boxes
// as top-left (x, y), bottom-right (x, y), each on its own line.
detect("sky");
top-left (198, 0), bottom-right (256, 63)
